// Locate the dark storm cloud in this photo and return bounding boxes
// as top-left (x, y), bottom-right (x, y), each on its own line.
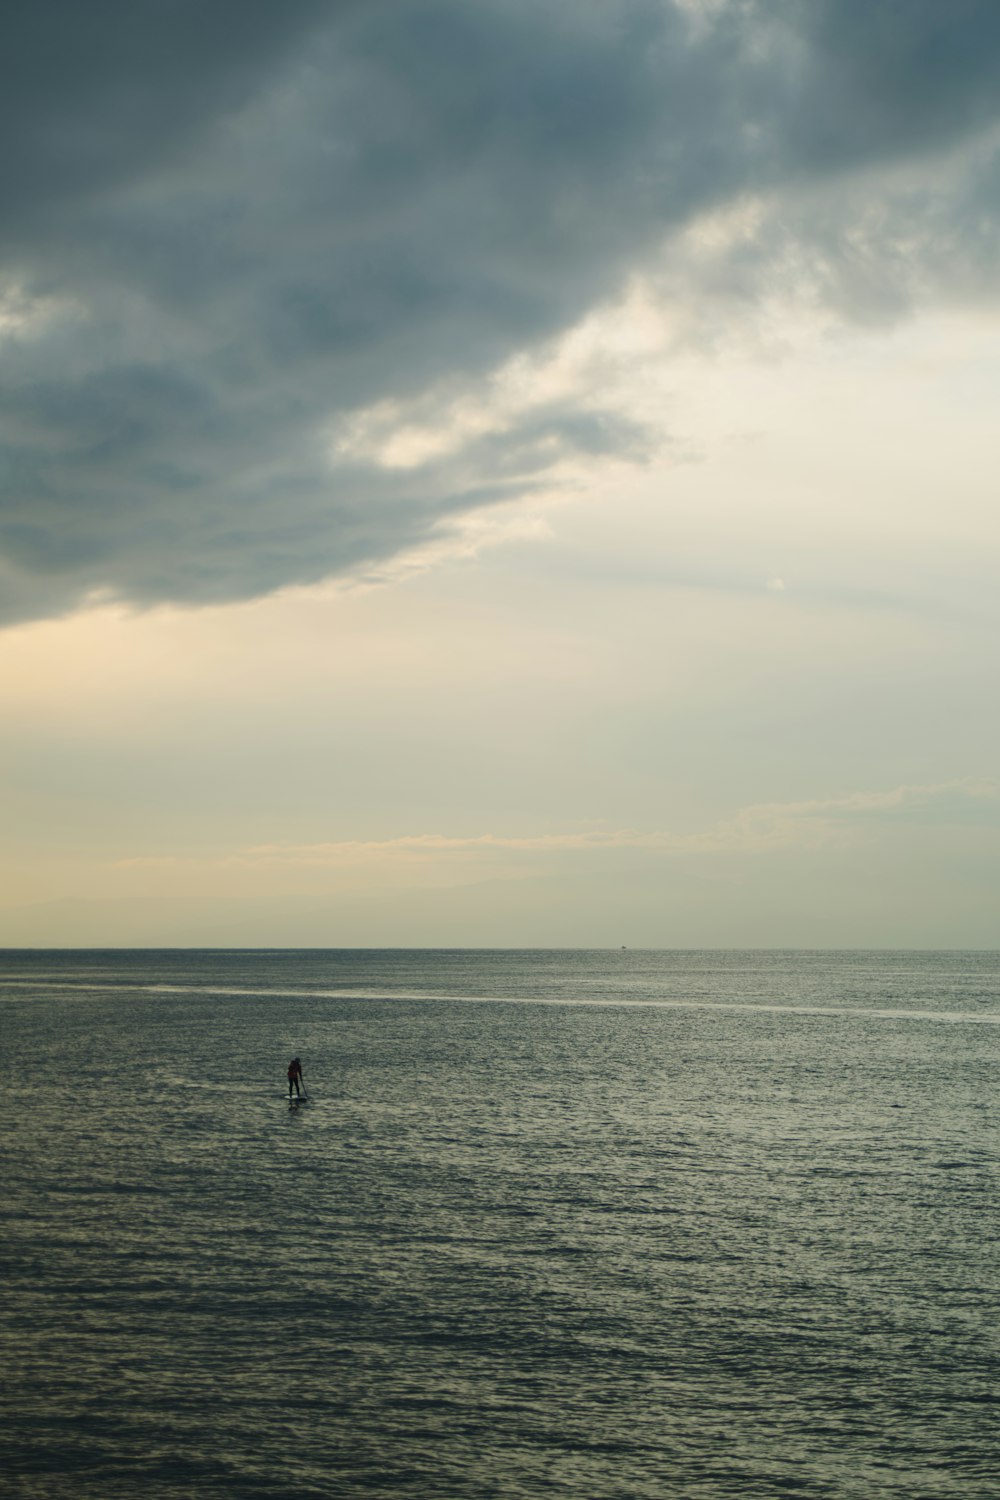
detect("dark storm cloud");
top-left (3, 0), bottom-right (1000, 624)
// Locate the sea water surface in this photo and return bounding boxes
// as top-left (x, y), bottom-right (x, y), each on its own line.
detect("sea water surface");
top-left (1, 949), bottom-right (998, 1498)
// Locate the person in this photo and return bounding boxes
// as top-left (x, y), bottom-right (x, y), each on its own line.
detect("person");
top-left (287, 1056), bottom-right (304, 1099)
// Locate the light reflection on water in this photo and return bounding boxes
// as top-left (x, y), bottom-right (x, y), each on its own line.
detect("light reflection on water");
top-left (1, 949), bottom-right (999, 1498)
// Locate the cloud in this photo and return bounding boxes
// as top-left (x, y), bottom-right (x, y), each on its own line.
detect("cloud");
top-left (107, 780), bottom-right (999, 878)
top-left (4, 1), bottom-right (1000, 625)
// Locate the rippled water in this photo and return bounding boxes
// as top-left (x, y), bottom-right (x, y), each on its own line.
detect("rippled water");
top-left (2, 950), bottom-right (999, 1498)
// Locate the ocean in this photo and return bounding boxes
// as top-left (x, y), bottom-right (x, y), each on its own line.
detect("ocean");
top-left (1, 948), bottom-right (998, 1498)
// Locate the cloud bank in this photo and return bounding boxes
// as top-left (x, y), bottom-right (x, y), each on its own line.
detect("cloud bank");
top-left (4, 0), bottom-right (1000, 624)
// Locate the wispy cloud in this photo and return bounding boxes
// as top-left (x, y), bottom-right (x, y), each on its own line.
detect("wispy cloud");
top-left (110, 781), bottom-right (998, 877)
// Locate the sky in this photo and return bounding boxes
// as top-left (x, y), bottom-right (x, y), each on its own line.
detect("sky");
top-left (1, 0), bottom-right (998, 948)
